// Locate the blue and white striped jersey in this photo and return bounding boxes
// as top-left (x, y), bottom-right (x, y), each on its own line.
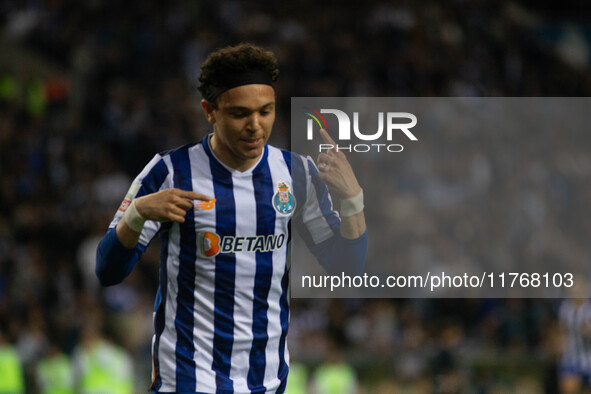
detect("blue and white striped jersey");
top-left (559, 299), bottom-right (591, 375)
top-left (108, 135), bottom-right (342, 393)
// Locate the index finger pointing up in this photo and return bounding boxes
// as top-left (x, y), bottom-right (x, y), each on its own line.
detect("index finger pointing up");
top-left (319, 128), bottom-right (337, 147)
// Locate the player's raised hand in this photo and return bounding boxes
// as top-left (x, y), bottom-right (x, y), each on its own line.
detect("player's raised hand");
top-left (135, 189), bottom-right (212, 223)
top-left (316, 129), bottom-right (362, 199)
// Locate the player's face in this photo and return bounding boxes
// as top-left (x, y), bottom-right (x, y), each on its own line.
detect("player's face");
top-left (203, 84), bottom-right (275, 171)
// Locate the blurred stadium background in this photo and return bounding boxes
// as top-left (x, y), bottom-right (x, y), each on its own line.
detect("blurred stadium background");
top-left (1, 0), bottom-right (591, 392)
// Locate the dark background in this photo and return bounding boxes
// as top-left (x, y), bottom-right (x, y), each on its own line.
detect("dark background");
top-left (1, 0), bottom-right (590, 391)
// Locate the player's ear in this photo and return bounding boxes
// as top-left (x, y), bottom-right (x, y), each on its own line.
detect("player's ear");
top-left (201, 99), bottom-right (216, 125)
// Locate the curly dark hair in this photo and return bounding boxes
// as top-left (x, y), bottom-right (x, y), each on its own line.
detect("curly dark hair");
top-left (198, 43), bottom-right (279, 105)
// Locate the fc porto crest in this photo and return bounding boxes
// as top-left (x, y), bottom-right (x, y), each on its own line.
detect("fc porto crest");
top-left (272, 181), bottom-right (295, 216)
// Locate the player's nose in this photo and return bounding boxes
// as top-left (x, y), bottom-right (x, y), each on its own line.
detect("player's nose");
top-left (245, 113), bottom-right (261, 132)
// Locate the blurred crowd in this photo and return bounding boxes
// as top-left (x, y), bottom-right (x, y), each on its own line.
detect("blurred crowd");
top-left (1, 0), bottom-right (590, 392)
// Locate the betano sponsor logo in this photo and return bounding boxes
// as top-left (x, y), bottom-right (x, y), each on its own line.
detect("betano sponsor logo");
top-left (197, 232), bottom-right (286, 258)
top-left (304, 108), bottom-right (417, 153)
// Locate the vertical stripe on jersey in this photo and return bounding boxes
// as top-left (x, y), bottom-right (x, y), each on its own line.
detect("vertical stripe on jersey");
top-left (171, 148), bottom-right (197, 390)
top-left (134, 157), bottom-right (170, 392)
top-left (277, 150), bottom-right (293, 392)
top-left (189, 145), bottom-right (217, 393)
top-left (150, 222), bottom-right (172, 391)
top-left (275, 263), bottom-right (290, 394)
top-left (227, 175), bottom-right (255, 393)
top-left (277, 150), bottom-right (292, 394)
top-left (247, 157), bottom-right (276, 391)
top-left (210, 163), bottom-right (236, 392)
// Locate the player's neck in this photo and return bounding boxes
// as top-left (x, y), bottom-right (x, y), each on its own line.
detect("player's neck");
top-left (209, 134), bottom-right (262, 172)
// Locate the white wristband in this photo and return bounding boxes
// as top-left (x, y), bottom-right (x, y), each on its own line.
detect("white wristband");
top-left (340, 189), bottom-right (364, 217)
top-left (123, 199), bottom-right (146, 233)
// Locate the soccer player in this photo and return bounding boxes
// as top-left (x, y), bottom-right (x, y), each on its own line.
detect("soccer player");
top-left (558, 297), bottom-right (591, 394)
top-left (96, 43), bottom-right (367, 393)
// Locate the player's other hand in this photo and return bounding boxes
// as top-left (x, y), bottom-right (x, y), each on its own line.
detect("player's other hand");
top-left (135, 189), bottom-right (212, 223)
top-left (316, 129), bottom-right (362, 199)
